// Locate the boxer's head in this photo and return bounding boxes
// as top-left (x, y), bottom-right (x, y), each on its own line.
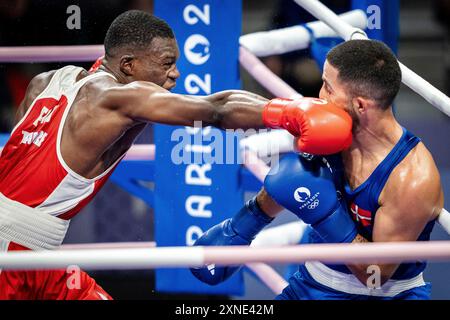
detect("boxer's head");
top-left (320, 40), bottom-right (401, 128)
top-left (103, 10), bottom-right (180, 90)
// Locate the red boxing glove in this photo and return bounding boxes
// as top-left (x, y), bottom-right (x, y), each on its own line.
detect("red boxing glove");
top-left (262, 97), bottom-right (352, 155)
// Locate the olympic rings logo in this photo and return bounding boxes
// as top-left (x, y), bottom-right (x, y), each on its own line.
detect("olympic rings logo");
top-left (307, 199), bottom-right (320, 210)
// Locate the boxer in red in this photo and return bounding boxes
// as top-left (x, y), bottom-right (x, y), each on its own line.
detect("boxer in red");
top-left (0, 10), bottom-right (352, 299)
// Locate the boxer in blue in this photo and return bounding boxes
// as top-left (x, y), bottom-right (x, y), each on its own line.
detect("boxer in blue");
top-left (190, 40), bottom-right (444, 300)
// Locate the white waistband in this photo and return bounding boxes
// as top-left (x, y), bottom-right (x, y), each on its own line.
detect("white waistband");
top-left (0, 192), bottom-right (69, 251)
top-left (305, 261), bottom-right (426, 297)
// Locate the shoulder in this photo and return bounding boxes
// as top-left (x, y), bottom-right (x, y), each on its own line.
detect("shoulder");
top-left (392, 142), bottom-right (441, 193)
top-left (31, 69), bottom-right (57, 85)
top-left (380, 141), bottom-right (443, 219)
top-left (79, 77), bottom-right (169, 127)
top-left (27, 70), bottom-right (57, 98)
top-left (90, 79), bottom-right (164, 111)
top-left (14, 70), bottom-right (58, 124)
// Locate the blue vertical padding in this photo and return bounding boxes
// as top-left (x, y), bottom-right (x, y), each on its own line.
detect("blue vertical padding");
top-left (351, 0), bottom-right (399, 53)
top-left (153, 0), bottom-right (244, 295)
top-left (0, 134), bottom-right (10, 147)
top-left (352, 0), bottom-right (399, 116)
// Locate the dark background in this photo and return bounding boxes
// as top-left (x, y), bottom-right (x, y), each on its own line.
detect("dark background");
top-left (0, 0), bottom-right (449, 299)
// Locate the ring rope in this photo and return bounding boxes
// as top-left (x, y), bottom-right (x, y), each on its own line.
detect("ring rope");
top-left (2, 241), bottom-right (450, 271)
top-left (239, 9), bottom-right (366, 56)
top-left (294, 0), bottom-right (450, 116)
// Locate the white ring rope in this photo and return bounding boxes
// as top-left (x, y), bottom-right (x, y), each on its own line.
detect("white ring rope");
top-left (0, 144), bottom-right (154, 161)
top-left (122, 144), bottom-right (155, 161)
top-left (245, 263), bottom-right (288, 295)
top-left (240, 130), bottom-right (294, 159)
top-left (252, 221), bottom-right (308, 247)
top-left (294, 0), bottom-right (368, 41)
top-left (438, 209), bottom-right (450, 234)
top-left (293, 0), bottom-right (450, 117)
top-left (2, 241), bottom-right (450, 271)
top-left (60, 241), bottom-right (156, 250)
top-left (239, 46), bottom-right (302, 99)
top-left (241, 149), bottom-right (271, 182)
top-left (240, 9), bottom-right (367, 57)
top-left (0, 45), bottom-right (103, 63)
top-left (60, 240), bottom-right (287, 295)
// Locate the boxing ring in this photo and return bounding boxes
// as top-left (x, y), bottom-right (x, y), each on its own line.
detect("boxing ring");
top-left (1, 0), bottom-right (450, 298)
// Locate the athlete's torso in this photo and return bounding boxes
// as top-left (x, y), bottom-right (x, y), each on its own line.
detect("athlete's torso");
top-left (0, 66), bottom-right (133, 222)
top-left (302, 127), bottom-right (435, 280)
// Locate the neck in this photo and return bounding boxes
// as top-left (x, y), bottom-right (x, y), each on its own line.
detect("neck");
top-left (97, 58), bottom-right (128, 84)
top-left (348, 107), bottom-right (403, 157)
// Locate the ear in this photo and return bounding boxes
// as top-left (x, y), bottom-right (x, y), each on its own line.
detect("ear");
top-left (119, 55), bottom-right (135, 76)
top-left (352, 96), bottom-right (369, 115)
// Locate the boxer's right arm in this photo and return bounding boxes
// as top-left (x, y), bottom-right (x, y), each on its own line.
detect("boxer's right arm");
top-left (100, 82), bottom-right (353, 155)
top-left (100, 81), bottom-right (268, 130)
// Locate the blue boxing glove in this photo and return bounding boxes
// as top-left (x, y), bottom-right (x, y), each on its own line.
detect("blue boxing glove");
top-left (190, 196), bottom-right (273, 285)
top-left (264, 153), bottom-right (356, 243)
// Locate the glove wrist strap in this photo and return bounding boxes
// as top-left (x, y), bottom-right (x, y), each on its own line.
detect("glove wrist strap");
top-left (230, 196), bottom-right (273, 242)
top-left (262, 98), bottom-right (292, 128)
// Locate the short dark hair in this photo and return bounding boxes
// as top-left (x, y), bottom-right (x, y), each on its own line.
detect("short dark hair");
top-left (326, 40), bottom-right (402, 109)
top-left (104, 10), bottom-right (174, 57)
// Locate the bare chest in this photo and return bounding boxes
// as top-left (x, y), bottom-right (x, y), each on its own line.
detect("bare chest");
top-left (61, 101), bottom-right (144, 178)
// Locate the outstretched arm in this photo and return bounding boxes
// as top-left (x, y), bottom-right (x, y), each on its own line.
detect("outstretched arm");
top-left (101, 81), bottom-right (268, 130)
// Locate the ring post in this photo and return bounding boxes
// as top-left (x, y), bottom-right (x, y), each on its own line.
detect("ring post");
top-left (154, 0), bottom-right (245, 295)
top-left (351, 0), bottom-right (399, 53)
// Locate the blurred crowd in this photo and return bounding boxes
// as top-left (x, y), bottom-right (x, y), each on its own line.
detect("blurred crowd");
top-left (0, 0), bottom-right (152, 132)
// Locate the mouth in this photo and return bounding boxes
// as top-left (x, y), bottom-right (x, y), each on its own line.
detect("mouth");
top-left (164, 80), bottom-right (177, 90)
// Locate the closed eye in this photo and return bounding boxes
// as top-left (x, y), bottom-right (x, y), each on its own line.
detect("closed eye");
top-left (163, 61), bottom-right (175, 69)
top-left (323, 81), bottom-right (333, 95)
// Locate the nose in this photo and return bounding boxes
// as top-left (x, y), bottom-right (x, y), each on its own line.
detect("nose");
top-left (318, 83), bottom-right (326, 100)
top-left (169, 65), bottom-right (180, 80)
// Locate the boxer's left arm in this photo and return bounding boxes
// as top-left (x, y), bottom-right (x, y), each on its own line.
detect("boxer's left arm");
top-left (264, 154), bottom-right (358, 244)
top-left (346, 159), bottom-right (443, 286)
top-left (14, 70), bottom-right (56, 125)
top-left (189, 188), bottom-right (282, 285)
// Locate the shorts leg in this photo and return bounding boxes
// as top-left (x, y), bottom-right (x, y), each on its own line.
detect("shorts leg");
top-left (392, 283), bottom-right (432, 300)
top-left (0, 269), bottom-right (112, 300)
top-left (276, 265), bottom-right (433, 301)
top-left (39, 269), bottom-right (113, 300)
top-left (275, 264), bottom-right (358, 300)
top-left (0, 270), bottom-right (37, 299)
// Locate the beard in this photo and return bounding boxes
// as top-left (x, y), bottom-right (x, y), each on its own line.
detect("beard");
top-left (344, 103), bottom-right (360, 133)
